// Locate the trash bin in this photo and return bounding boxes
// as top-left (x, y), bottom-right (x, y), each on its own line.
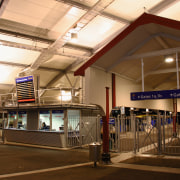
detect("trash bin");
top-left (89, 142), bottom-right (101, 167)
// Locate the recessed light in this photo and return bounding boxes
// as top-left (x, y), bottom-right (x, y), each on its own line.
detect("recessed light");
top-left (165, 56), bottom-right (174, 63)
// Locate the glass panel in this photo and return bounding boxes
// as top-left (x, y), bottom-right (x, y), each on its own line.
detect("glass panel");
top-left (52, 110), bottom-right (64, 132)
top-left (67, 110), bottom-right (80, 146)
top-left (8, 111), bottom-right (17, 129)
top-left (39, 110), bottom-right (50, 131)
top-left (18, 111), bottom-right (27, 130)
top-left (0, 113), bottom-right (3, 129)
top-left (67, 110), bottom-right (80, 131)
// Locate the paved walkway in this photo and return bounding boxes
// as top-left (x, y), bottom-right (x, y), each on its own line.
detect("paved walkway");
top-left (0, 144), bottom-right (180, 180)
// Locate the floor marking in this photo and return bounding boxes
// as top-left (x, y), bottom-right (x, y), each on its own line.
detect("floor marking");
top-left (0, 162), bottom-right (93, 179)
top-left (110, 163), bottom-right (180, 174)
top-left (136, 154), bottom-right (180, 160)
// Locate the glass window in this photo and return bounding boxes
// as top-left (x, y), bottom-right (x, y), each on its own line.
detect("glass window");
top-left (39, 110), bottom-right (50, 131)
top-left (67, 110), bottom-right (80, 131)
top-left (0, 113), bottom-right (3, 129)
top-left (18, 111), bottom-right (27, 130)
top-left (8, 111), bottom-right (17, 129)
top-left (0, 112), bottom-right (7, 129)
top-left (52, 110), bottom-right (64, 132)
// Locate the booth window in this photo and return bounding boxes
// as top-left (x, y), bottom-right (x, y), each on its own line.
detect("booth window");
top-left (39, 110), bottom-right (50, 130)
top-left (18, 111), bottom-right (27, 130)
top-left (0, 112), bottom-right (7, 129)
top-left (52, 110), bottom-right (64, 131)
top-left (8, 111), bottom-right (17, 129)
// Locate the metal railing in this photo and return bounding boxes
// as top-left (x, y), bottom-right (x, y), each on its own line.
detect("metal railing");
top-left (108, 112), bottom-right (180, 156)
top-left (0, 88), bottom-right (80, 107)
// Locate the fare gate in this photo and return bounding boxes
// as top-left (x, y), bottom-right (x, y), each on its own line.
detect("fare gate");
top-left (109, 112), bottom-right (180, 156)
top-left (109, 115), bottom-right (134, 152)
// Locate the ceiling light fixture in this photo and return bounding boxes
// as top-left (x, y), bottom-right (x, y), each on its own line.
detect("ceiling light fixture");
top-left (165, 56), bottom-right (174, 63)
top-left (71, 33), bottom-right (78, 43)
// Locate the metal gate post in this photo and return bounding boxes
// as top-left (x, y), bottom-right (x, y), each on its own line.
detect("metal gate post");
top-left (79, 110), bottom-right (82, 147)
top-left (134, 114), bottom-right (137, 154)
top-left (117, 115), bottom-right (120, 152)
top-left (157, 111), bottom-right (162, 154)
top-left (64, 110), bottom-right (68, 148)
top-left (173, 98), bottom-right (177, 137)
top-left (96, 115), bottom-right (101, 143)
top-left (121, 114), bottom-right (124, 133)
top-left (162, 111), bottom-right (166, 152)
top-left (137, 117), bottom-right (139, 152)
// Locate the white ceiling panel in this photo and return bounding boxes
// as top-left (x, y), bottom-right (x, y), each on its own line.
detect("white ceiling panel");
top-left (1, 0), bottom-right (69, 29)
top-left (0, 34), bottom-right (49, 48)
top-left (42, 55), bottom-right (77, 69)
top-left (0, 65), bottom-right (22, 84)
top-left (0, 45), bottom-right (41, 64)
top-left (158, 1), bottom-right (180, 21)
top-left (51, 7), bottom-right (86, 36)
top-left (74, 15), bottom-right (126, 47)
top-left (104, 0), bottom-right (163, 21)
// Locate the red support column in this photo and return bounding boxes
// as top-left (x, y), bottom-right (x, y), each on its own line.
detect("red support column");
top-left (112, 73), bottom-right (116, 108)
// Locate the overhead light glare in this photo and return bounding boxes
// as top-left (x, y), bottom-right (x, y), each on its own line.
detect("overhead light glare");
top-left (165, 56), bottom-right (174, 63)
top-left (59, 91), bottom-right (72, 101)
top-left (71, 33), bottom-right (78, 43)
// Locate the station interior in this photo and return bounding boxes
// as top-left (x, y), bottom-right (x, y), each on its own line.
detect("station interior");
top-left (0, 0), bottom-right (180, 179)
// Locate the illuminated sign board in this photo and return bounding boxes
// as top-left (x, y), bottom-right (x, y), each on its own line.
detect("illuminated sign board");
top-left (131, 89), bottom-right (180, 101)
top-left (16, 76), bottom-right (35, 103)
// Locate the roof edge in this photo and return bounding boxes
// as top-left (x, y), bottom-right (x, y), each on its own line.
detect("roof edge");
top-left (74, 13), bottom-right (180, 76)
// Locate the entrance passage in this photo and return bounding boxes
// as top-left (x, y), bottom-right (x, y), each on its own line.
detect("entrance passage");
top-left (108, 109), bottom-right (180, 156)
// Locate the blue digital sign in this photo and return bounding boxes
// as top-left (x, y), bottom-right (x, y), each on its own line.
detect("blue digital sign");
top-left (16, 76), bottom-right (33, 83)
top-left (100, 118), bottom-right (115, 124)
top-left (131, 89), bottom-right (180, 101)
top-left (16, 75), bottom-right (35, 103)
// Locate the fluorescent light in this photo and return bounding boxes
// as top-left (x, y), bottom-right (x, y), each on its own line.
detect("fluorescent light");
top-left (165, 56), bottom-right (174, 63)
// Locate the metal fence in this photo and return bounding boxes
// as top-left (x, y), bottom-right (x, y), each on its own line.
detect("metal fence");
top-left (67, 110), bottom-right (101, 148)
top-left (108, 112), bottom-right (180, 156)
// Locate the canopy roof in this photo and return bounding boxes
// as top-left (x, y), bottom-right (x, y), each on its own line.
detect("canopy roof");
top-left (75, 13), bottom-right (180, 90)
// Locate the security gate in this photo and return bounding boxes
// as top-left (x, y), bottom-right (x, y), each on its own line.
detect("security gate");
top-left (135, 112), bottom-right (160, 154)
top-left (109, 114), bottom-right (134, 152)
top-left (67, 110), bottom-right (101, 147)
top-left (109, 111), bottom-right (180, 155)
top-left (135, 111), bottom-right (180, 155)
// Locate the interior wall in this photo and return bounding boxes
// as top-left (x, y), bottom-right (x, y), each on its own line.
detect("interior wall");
top-left (85, 67), bottom-right (175, 113)
top-left (85, 67), bottom-right (112, 112)
top-left (116, 75), bottom-right (173, 111)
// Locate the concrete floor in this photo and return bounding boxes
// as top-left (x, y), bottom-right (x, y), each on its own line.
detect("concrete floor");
top-left (0, 144), bottom-right (180, 180)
